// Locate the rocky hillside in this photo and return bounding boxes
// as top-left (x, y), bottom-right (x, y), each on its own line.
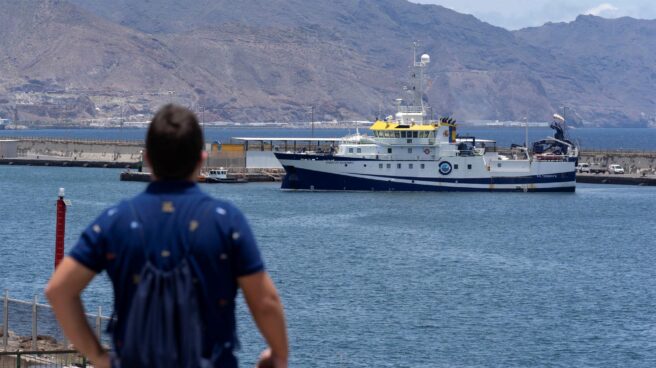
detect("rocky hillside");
top-left (515, 15), bottom-right (656, 126)
top-left (0, 0), bottom-right (654, 126)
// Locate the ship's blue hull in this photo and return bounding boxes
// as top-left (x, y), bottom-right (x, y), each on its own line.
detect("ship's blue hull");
top-left (280, 166), bottom-right (576, 192)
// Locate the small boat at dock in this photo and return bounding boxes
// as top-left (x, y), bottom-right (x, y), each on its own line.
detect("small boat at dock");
top-left (201, 168), bottom-right (247, 184)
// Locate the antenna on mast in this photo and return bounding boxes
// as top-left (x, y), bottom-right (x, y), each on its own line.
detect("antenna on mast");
top-left (410, 42), bottom-right (431, 115)
top-left (413, 41), bottom-right (418, 64)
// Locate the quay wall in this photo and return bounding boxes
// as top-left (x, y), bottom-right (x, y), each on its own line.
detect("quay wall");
top-left (2, 137), bottom-right (656, 173)
top-left (579, 151), bottom-right (656, 174)
top-left (15, 137), bottom-right (143, 163)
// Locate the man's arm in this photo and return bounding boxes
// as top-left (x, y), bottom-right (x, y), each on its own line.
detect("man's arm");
top-left (239, 271), bottom-right (288, 368)
top-left (45, 257), bottom-right (110, 368)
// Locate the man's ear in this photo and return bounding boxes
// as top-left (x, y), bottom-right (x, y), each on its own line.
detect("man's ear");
top-left (194, 150), bottom-right (208, 174)
top-left (144, 151), bottom-right (152, 167)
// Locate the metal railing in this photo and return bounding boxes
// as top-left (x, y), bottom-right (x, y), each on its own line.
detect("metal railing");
top-left (579, 149), bottom-right (656, 156)
top-left (1, 291), bottom-right (112, 353)
top-left (0, 350), bottom-right (87, 368)
top-left (397, 105), bottom-right (424, 113)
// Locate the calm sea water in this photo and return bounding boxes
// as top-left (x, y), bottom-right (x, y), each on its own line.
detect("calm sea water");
top-left (1, 165), bottom-right (655, 366)
top-left (1, 127), bottom-right (656, 151)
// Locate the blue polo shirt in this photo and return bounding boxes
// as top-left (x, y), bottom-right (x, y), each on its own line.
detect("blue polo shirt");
top-left (69, 181), bottom-right (264, 366)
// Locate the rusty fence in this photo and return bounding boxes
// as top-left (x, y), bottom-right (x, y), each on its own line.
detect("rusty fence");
top-left (1, 291), bottom-right (111, 353)
top-left (0, 350), bottom-right (87, 368)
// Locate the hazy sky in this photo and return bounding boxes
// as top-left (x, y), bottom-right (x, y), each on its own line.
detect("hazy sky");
top-left (411, 0), bottom-right (656, 29)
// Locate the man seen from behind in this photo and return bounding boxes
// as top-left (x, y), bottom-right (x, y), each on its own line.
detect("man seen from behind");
top-left (46, 105), bottom-right (288, 368)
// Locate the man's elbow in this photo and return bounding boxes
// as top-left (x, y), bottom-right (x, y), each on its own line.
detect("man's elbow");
top-left (251, 292), bottom-right (284, 317)
top-left (45, 279), bottom-right (75, 304)
top-left (45, 281), bottom-right (62, 303)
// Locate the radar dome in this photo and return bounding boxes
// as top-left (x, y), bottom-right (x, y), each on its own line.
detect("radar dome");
top-left (421, 54), bottom-right (430, 64)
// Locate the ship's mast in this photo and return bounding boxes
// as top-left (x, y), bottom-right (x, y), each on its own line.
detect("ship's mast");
top-left (411, 42), bottom-right (430, 118)
top-left (412, 42), bottom-right (423, 109)
top-left (395, 44), bottom-right (431, 125)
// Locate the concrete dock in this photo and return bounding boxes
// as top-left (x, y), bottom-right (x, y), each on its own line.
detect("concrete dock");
top-left (577, 173), bottom-right (656, 186)
top-left (120, 169), bottom-right (283, 183)
top-left (0, 157), bottom-right (140, 169)
top-left (2, 136), bottom-right (656, 186)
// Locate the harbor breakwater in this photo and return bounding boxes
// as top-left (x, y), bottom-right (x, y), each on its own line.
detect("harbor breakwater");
top-left (579, 150), bottom-right (656, 174)
top-left (1, 137), bottom-right (655, 184)
top-left (13, 137), bottom-right (143, 162)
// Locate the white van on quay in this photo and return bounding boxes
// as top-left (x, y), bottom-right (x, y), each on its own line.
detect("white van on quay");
top-left (608, 164), bottom-right (625, 174)
top-left (576, 163), bottom-right (591, 173)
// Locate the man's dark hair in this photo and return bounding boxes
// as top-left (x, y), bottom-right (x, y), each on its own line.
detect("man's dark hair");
top-left (146, 104), bottom-right (204, 180)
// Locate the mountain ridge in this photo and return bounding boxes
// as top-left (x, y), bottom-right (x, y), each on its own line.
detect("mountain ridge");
top-left (0, 0), bottom-right (654, 126)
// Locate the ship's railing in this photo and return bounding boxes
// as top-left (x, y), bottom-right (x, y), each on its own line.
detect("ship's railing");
top-left (1, 291), bottom-right (112, 353)
top-left (397, 106), bottom-right (424, 114)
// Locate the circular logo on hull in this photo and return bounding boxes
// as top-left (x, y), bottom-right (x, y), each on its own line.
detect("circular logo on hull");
top-left (438, 161), bottom-right (452, 175)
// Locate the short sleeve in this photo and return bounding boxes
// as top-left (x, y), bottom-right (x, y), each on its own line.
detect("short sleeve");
top-left (68, 208), bottom-right (115, 273)
top-left (228, 206), bottom-right (265, 277)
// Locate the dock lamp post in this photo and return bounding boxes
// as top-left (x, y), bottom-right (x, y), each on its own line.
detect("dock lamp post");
top-left (138, 150), bottom-right (144, 173)
top-left (310, 106), bottom-right (315, 139)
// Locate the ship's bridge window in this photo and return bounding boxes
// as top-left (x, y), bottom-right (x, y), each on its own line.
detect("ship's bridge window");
top-left (348, 148), bottom-right (354, 153)
top-left (357, 148), bottom-right (362, 153)
top-left (401, 131), bottom-right (406, 138)
top-left (395, 131), bottom-right (401, 138)
top-left (412, 131), bottom-right (418, 138)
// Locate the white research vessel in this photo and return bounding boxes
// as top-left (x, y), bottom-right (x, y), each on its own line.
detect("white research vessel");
top-left (274, 49), bottom-right (578, 192)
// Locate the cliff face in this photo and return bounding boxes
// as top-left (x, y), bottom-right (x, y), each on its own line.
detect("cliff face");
top-left (515, 15), bottom-right (656, 126)
top-left (0, 0), bottom-right (654, 126)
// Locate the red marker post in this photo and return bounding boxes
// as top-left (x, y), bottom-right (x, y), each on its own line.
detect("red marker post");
top-left (54, 188), bottom-right (68, 269)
